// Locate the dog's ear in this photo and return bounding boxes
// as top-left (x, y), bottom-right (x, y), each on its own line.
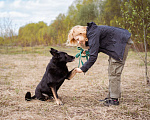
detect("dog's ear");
top-left (50, 48), bottom-right (59, 57)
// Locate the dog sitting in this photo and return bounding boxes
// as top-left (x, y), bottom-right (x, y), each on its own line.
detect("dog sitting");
top-left (25, 48), bottom-right (75, 105)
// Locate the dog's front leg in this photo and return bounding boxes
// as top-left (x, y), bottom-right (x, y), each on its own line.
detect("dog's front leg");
top-left (50, 86), bottom-right (63, 105)
top-left (67, 68), bottom-right (77, 80)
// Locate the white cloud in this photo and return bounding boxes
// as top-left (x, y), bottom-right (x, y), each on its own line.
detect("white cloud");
top-left (0, 1), bottom-right (4, 8)
top-left (0, 11), bottom-right (30, 18)
top-left (0, 0), bottom-right (74, 34)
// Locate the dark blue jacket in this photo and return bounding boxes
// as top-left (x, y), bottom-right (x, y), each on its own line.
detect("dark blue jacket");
top-left (80, 22), bottom-right (131, 72)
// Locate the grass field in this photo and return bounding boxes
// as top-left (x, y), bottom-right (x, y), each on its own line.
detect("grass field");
top-left (0, 46), bottom-right (150, 120)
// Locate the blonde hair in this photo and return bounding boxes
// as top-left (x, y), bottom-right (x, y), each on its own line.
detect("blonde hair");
top-left (66, 25), bottom-right (87, 46)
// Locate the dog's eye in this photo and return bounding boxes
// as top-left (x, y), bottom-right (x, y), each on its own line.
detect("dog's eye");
top-left (65, 54), bottom-right (68, 58)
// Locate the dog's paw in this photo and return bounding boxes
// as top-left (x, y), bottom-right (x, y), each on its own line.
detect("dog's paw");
top-left (67, 68), bottom-right (77, 80)
top-left (56, 99), bottom-right (63, 105)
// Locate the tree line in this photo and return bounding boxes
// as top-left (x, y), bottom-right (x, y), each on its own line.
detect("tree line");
top-left (0, 0), bottom-right (150, 51)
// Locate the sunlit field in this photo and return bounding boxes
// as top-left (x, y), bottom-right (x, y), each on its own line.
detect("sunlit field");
top-left (0, 46), bottom-right (150, 120)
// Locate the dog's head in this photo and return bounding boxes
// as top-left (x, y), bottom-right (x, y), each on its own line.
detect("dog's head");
top-left (50, 48), bottom-right (75, 63)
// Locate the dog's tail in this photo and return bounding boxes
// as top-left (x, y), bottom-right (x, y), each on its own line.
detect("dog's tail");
top-left (25, 92), bottom-right (36, 101)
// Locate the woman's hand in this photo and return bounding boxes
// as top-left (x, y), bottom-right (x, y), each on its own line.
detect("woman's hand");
top-left (75, 68), bottom-right (83, 73)
top-left (82, 49), bottom-right (88, 55)
top-left (82, 50), bottom-right (86, 55)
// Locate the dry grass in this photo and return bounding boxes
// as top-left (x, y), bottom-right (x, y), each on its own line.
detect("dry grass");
top-left (0, 46), bottom-right (150, 120)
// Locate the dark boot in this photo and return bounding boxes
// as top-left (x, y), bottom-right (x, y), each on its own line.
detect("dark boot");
top-left (103, 98), bottom-right (119, 106)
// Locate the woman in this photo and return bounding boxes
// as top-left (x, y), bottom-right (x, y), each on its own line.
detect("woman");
top-left (67, 22), bottom-right (133, 106)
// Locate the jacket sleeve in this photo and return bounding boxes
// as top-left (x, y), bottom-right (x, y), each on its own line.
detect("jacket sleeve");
top-left (80, 31), bottom-right (100, 72)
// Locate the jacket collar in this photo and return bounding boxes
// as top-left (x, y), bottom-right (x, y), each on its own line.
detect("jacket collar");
top-left (87, 22), bottom-right (97, 32)
top-left (87, 22), bottom-right (96, 27)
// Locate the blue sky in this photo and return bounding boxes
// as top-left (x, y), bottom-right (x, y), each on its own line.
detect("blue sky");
top-left (0, 0), bottom-right (74, 34)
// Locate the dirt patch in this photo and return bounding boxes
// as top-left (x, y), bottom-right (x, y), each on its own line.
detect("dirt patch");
top-left (0, 48), bottom-right (150, 120)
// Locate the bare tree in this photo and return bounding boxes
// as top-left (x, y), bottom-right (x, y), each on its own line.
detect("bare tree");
top-left (0, 17), bottom-right (16, 46)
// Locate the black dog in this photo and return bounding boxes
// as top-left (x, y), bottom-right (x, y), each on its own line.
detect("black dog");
top-left (25, 48), bottom-right (75, 105)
